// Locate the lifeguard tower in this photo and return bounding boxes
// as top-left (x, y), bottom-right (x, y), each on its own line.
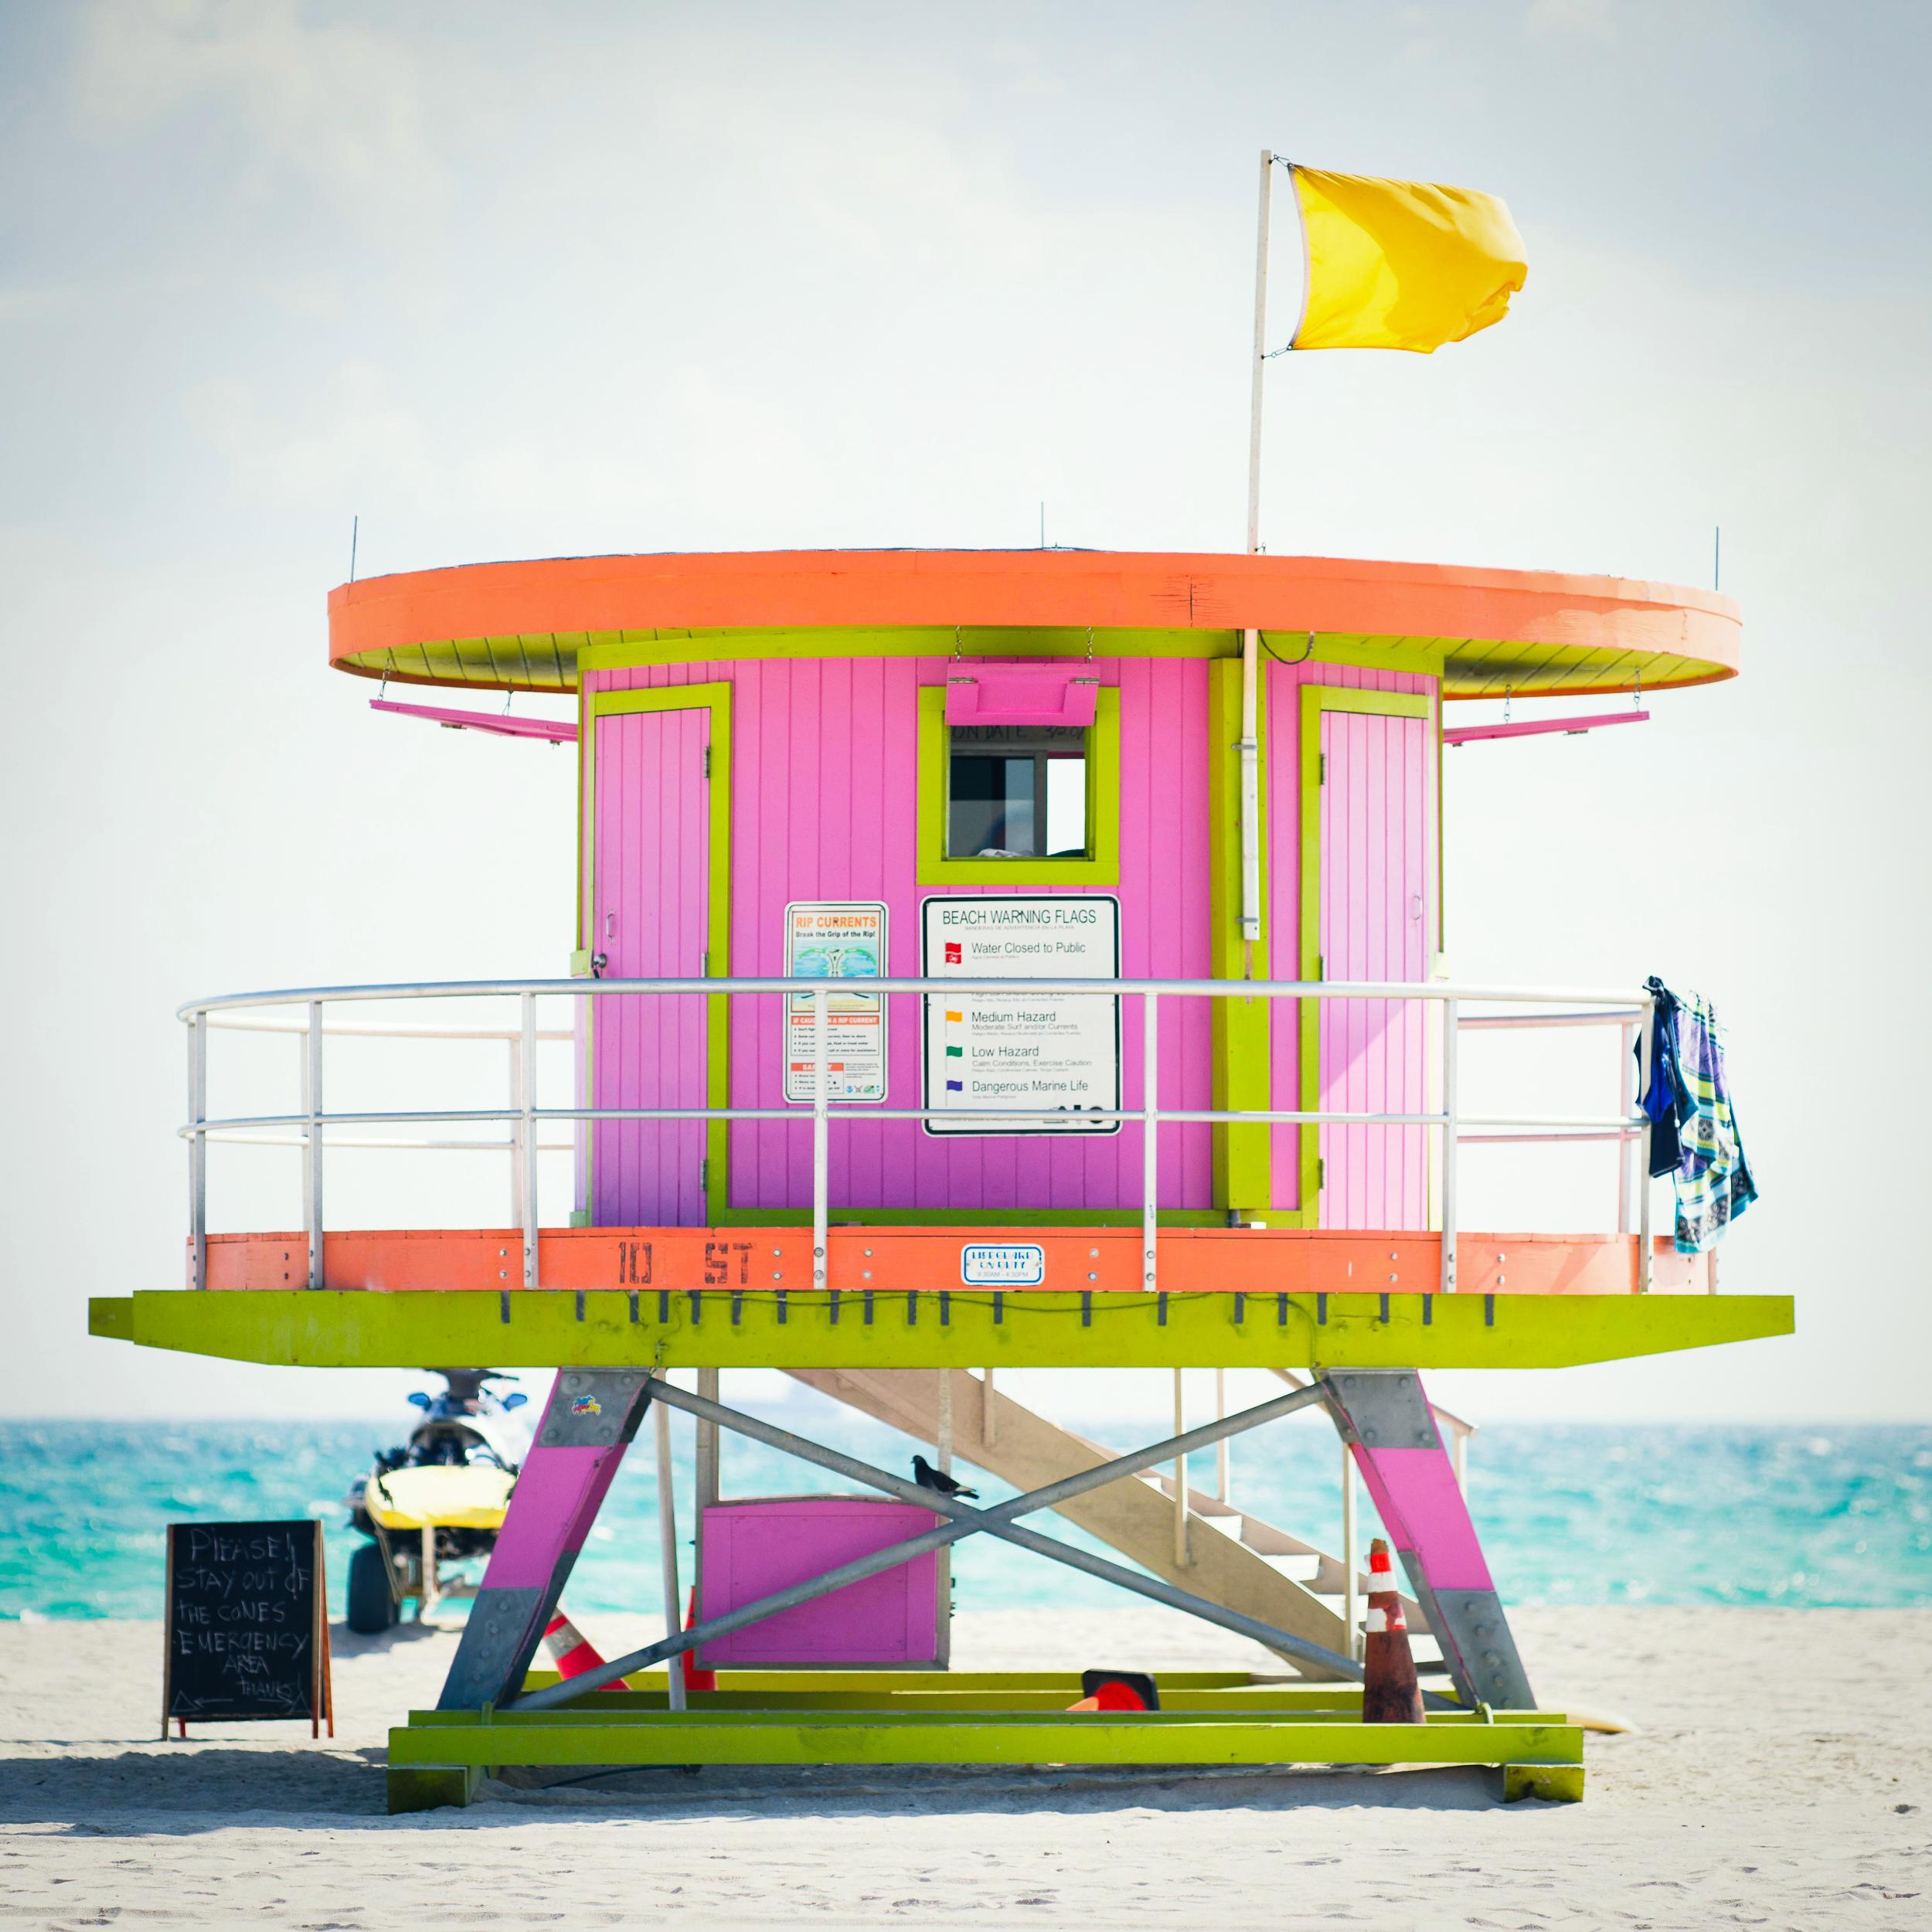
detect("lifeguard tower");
top-left (90, 546), bottom-right (1789, 1808)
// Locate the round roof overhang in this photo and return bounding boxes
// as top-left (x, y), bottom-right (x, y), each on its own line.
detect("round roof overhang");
top-left (326, 549), bottom-right (1740, 699)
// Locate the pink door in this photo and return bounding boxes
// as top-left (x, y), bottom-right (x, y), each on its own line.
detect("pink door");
top-left (1317, 709), bottom-right (1434, 1230)
top-left (592, 706), bottom-right (711, 1226)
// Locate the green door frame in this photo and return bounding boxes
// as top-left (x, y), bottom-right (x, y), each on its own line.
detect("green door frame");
top-left (1296, 685), bottom-right (1434, 1223)
top-left (582, 684), bottom-right (734, 1223)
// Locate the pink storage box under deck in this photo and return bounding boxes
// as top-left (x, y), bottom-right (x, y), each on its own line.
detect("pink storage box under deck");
top-left (697, 1495), bottom-right (946, 1667)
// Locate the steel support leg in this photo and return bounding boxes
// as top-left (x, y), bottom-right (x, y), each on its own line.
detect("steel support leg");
top-left (1318, 1368), bottom-right (1536, 1712)
top-left (435, 1367), bottom-right (654, 1711)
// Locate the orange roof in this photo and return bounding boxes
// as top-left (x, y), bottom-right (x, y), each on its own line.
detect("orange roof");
top-left (327, 549), bottom-right (1740, 699)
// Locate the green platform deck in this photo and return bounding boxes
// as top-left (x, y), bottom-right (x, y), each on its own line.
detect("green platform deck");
top-left (89, 1287), bottom-right (1792, 1370)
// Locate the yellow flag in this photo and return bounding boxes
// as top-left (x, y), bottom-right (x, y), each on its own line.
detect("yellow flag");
top-left (1289, 166), bottom-right (1526, 353)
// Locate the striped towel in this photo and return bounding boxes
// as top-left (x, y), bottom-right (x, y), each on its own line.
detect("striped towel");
top-left (1668, 989), bottom-right (1757, 1254)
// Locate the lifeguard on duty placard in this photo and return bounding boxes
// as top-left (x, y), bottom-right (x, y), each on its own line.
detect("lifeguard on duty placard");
top-left (921, 894), bottom-right (1121, 1135)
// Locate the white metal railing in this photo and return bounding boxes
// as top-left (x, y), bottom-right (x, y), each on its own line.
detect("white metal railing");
top-left (179, 975), bottom-right (1657, 1298)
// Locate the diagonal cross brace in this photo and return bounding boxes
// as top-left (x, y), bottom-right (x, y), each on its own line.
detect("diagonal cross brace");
top-left (511, 1376), bottom-right (1403, 1712)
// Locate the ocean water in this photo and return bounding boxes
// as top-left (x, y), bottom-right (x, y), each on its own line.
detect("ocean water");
top-left (2, 1409), bottom-right (1927, 1623)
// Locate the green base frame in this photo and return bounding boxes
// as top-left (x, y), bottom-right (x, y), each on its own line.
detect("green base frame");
top-left (386, 1672), bottom-right (1584, 1811)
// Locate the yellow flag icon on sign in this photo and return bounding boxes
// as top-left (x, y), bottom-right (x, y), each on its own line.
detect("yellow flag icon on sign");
top-left (1289, 166), bottom-right (1526, 353)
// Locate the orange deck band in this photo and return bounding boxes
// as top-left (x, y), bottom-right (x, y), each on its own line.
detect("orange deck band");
top-left (194, 1226), bottom-right (1714, 1298)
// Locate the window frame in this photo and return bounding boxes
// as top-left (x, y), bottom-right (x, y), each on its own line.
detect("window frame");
top-left (917, 685), bottom-right (1121, 886)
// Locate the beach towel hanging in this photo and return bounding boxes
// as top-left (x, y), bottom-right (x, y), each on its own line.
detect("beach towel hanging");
top-left (1637, 976), bottom-right (1758, 1253)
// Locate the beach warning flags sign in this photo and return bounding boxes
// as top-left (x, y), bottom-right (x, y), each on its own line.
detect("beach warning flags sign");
top-left (1287, 165), bottom-right (1526, 354)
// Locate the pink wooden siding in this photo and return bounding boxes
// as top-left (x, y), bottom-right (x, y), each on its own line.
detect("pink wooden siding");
top-left (1265, 663), bottom-right (1438, 1223)
top-left (587, 657), bottom-right (1213, 1215)
top-left (590, 706), bottom-right (711, 1226)
top-left (1317, 708), bottom-right (1432, 1229)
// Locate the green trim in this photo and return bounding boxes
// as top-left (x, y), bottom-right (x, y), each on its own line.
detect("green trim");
top-left (1206, 662), bottom-right (1274, 1218)
top-left (388, 1709), bottom-right (1583, 1777)
top-left (1298, 687), bottom-right (1435, 1219)
top-left (94, 1288), bottom-right (1798, 1372)
top-left (588, 685), bottom-right (740, 720)
top-left (583, 625), bottom-right (1248, 671)
top-left (915, 685), bottom-right (1121, 886)
top-left (576, 628), bottom-right (1451, 679)
top-left (709, 1206), bottom-right (1230, 1229)
top-left (583, 683), bottom-right (734, 1220)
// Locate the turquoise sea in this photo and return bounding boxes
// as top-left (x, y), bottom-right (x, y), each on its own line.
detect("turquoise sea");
top-left (3, 1409), bottom-right (1927, 1622)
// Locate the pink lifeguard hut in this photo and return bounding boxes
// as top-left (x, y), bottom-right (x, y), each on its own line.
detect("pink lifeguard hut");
top-left (91, 544), bottom-right (1788, 1807)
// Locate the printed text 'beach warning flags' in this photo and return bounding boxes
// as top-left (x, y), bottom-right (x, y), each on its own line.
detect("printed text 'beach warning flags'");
top-left (1286, 165), bottom-right (1526, 354)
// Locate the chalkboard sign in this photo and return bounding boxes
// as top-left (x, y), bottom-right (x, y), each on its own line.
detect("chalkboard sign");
top-left (163, 1520), bottom-right (334, 1737)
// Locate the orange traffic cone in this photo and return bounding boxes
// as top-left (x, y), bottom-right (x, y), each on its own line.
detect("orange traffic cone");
top-left (679, 1587), bottom-right (716, 1693)
top-left (1359, 1538), bottom-right (1424, 1725)
top-left (1066, 1669), bottom-right (1158, 1713)
top-left (543, 1610), bottom-right (631, 1690)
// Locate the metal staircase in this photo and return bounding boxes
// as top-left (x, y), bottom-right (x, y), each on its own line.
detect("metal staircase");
top-left (783, 1366), bottom-right (1445, 1679)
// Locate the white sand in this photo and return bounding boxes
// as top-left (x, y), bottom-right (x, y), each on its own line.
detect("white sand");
top-left (0, 1607), bottom-right (1926, 1929)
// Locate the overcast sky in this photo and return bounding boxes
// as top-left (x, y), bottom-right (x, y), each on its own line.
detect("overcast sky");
top-left (3, 1), bottom-right (1928, 1427)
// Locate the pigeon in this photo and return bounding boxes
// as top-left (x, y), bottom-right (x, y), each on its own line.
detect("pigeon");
top-left (911, 1454), bottom-right (978, 1500)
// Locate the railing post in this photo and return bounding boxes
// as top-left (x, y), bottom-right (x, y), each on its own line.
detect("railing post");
top-left (653, 1396), bottom-right (686, 1713)
top-left (1635, 998), bottom-right (1655, 1294)
top-left (812, 985), bottom-right (829, 1290)
top-left (508, 1037), bottom-right (527, 1233)
top-left (1617, 1019), bottom-right (1636, 1234)
top-left (1172, 1368), bottom-right (1189, 1568)
top-left (1340, 1444), bottom-right (1360, 1662)
top-left (304, 1000), bottom-right (325, 1290)
top-left (1215, 1366), bottom-right (1230, 1505)
top-left (1439, 995), bottom-right (1459, 1294)
top-left (1142, 992), bottom-right (1158, 1293)
top-left (187, 1012), bottom-right (207, 1291)
top-left (519, 992), bottom-right (539, 1290)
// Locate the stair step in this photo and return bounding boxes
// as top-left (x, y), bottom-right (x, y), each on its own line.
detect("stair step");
top-left (1252, 1551), bottom-right (1325, 1585)
top-left (1138, 1471), bottom-right (1241, 1517)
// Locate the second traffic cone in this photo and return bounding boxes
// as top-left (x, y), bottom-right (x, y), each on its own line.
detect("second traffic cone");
top-left (1066, 1669), bottom-right (1159, 1713)
top-left (1359, 1537), bottom-right (1425, 1724)
top-left (679, 1587), bottom-right (716, 1693)
top-left (543, 1609), bottom-right (631, 1691)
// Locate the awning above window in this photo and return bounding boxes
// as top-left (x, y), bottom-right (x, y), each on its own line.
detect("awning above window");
top-left (944, 666), bottom-right (1100, 729)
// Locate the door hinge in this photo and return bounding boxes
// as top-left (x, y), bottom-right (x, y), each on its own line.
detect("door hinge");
top-left (1315, 953), bottom-right (1325, 981)
top-left (1318, 751), bottom-right (1326, 784)
top-left (702, 746), bottom-right (712, 779)
top-left (1316, 1157), bottom-right (1325, 1192)
top-left (699, 1158), bottom-right (709, 1195)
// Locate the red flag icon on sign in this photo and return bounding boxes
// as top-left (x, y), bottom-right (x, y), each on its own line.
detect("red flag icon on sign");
top-left (944, 942), bottom-right (963, 964)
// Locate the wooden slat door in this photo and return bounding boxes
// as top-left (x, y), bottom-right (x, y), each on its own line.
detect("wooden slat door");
top-left (592, 706), bottom-right (711, 1226)
top-left (1317, 708), bottom-right (1433, 1230)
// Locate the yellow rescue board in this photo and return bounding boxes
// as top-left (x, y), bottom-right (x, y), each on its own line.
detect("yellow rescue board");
top-left (366, 1464), bottom-right (515, 1532)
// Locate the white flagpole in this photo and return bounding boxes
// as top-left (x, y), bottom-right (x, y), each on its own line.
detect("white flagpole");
top-left (1238, 149), bottom-right (1274, 951)
top-left (1246, 149), bottom-right (1274, 553)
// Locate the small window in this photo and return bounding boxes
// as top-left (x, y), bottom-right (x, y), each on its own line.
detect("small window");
top-left (946, 725), bottom-right (1089, 859)
top-left (917, 686), bottom-right (1119, 886)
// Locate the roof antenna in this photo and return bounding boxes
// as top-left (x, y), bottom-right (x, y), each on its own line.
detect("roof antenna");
top-left (349, 514), bottom-right (359, 583)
